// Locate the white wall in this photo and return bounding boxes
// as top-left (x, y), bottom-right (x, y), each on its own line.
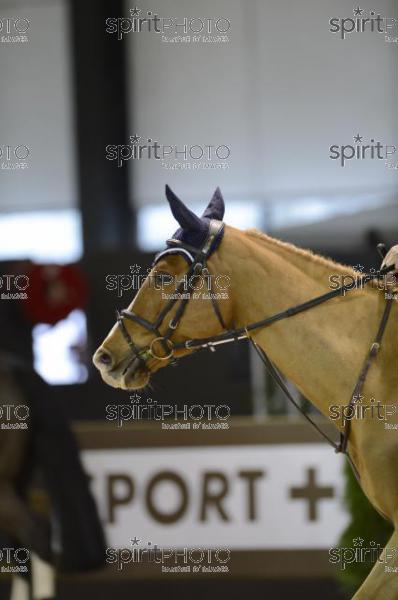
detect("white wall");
top-left (127, 0), bottom-right (398, 208)
top-left (0, 0), bottom-right (76, 212)
top-left (1, 0), bottom-right (396, 217)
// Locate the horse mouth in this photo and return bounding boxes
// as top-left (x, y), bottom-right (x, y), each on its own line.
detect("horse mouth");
top-left (121, 364), bottom-right (150, 390)
top-left (98, 357), bottom-right (151, 391)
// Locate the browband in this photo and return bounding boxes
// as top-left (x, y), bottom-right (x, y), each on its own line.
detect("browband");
top-left (153, 219), bottom-right (225, 267)
top-left (153, 246), bottom-right (195, 266)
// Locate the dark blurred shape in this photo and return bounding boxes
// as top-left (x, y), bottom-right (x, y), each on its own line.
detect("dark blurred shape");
top-left (366, 228), bottom-right (385, 251)
top-left (70, 0), bottom-right (135, 255)
top-left (0, 354), bottom-right (106, 572)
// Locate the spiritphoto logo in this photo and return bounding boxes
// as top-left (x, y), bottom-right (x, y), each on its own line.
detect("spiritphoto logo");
top-left (329, 537), bottom-right (383, 570)
top-left (106, 537), bottom-right (230, 573)
top-left (106, 134), bottom-right (230, 171)
top-left (105, 265), bottom-right (231, 298)
top-left (0, 404), bottom-right (29, 430)
top-left (0, 274), bottom-right (29, 300)
top-left (385, 291), bottom-right (398, 300)
top-left (105, 264), bottom-right (150, 298)
top-left (0, 16), bottom-right (30, 43)
top-left (329, 394), bottom-right (397, 427)
top-left (106, 393), bottom-right (230, 430)
top-left (328, 265), bottom-right (397, 296)
top-left (106, 7), bottom-right (230, 44)
top-left (156, 270), bottom-right (230, 302)
top-left (0, 547), bottom-right (29, 574)
top-left (329, 6), bottom-right (398, 41)
top-left (329, 134), bottom-right (396, 168)
top-left (0, 144), bottom-right (30, 170)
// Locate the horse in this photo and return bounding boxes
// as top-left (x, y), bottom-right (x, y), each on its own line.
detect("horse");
top-left (93, 185), bottom-right (398, 599)
top-left (0, 353), bottom-right (106, 599)
top-left (0, 358), bottom-right (53, 600)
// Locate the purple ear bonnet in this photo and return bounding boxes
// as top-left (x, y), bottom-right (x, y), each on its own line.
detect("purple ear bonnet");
top-left (164, 185), bottom-right (225, 256)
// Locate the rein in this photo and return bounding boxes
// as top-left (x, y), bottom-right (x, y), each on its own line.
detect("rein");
top-left (172, 259), bottom-right (394, 473)
top-left (116, 223), bottom-right (395, 472)
top-left (247, 298), bottom-right (393, 463)
top-left (172, 265), bottom-right (395, 352)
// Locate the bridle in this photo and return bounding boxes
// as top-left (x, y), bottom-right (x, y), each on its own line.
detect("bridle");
top-left (115, 224), bottom-right (395, 478)
top-left (116, 219), bottom-right (226, 369)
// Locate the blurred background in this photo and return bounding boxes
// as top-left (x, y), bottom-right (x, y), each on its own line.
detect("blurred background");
top-left (0, 0), bottom-right (397, 598)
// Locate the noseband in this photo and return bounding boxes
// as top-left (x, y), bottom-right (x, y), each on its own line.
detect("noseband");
top-left (115, 219), bottom-right (226, 370)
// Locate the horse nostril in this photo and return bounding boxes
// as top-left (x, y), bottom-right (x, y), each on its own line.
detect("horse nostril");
top-left (97, 349), bottom-right (113, 367)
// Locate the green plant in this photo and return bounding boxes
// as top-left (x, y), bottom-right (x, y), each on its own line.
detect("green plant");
top-left (337, 462), bottom-right (393, 594)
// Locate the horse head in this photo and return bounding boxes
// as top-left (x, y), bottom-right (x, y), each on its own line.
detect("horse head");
top-left (93, 185), bottom-right (234, 390)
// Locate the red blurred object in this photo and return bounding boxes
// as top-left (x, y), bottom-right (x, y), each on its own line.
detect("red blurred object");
top-left (22, 264), bottom-right (88, 325)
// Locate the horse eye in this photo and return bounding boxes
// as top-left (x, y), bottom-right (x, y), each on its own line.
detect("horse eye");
top-left (153, 271), bottom-right (172, 287)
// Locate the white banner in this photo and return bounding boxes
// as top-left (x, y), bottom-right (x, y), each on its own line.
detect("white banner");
top-left (82, 443), bottom-right (349, 551)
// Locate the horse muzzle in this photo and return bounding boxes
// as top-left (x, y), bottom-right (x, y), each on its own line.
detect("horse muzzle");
top-left (93, 347), bottom-right (151, 390)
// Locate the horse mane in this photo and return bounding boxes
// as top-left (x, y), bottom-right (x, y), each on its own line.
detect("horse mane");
top-left (244, 228), bottom-right (358, 275)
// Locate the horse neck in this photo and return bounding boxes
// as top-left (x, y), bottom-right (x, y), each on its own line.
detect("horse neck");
top-left (222, 228), bottom-right (382, 426)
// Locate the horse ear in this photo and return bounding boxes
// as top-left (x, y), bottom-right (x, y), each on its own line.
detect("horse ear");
top-left (165, 185), bottom-right (202, 231)
top-left (201, 187), bottom-right (225, 220)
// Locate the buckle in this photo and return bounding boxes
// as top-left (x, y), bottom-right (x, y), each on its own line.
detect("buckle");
top-left (168, 319), bottom-right (178, 330)
top-left (371, 342), bottom-right (380, 353)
